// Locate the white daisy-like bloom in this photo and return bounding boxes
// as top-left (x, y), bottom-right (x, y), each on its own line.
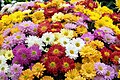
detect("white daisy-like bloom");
top-left (70, 38), bottom-right (85, 51)
top-left (1, 4), bottom-right (12, 13)
top-left (41, 32), bottom-right (55, 45)
top-left (59, 37), bottom-right (71, 47)
top-left (59, 3), bottom-right (70, 8)
top-left (0, 55), bottom-right (7, 65)
top-left (65, 44), bottom-right (79, 60)
top-left (0, 63), bottom-right (9, 73)
top-left (25, 36), bottom-right (45, 50)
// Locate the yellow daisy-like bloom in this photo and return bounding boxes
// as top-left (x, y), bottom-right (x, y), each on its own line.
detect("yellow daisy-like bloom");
top-left (89, 12), bottom-right (101, 21)
top-left (75, 62), bottom-right (82, 71)
top-left (80, 62), bottom-right (96, 79)
top-left (115, 0), bottom-right (120, 11)
top-left (118, 70), bottom-right (120, 78)
top-left (0, 35), bottom-right (4, 46)
top-left (10, 27), bottom-right (20, 34)
top-left (32, 62), bottom-right (46, 78)
top-left (52, 12), bottom-right (64, 22)
top-left (76, 26), bottom-right (88, 35)
top-left (83, 9), bottom-right (92, 15)
top-left (19, 69), bottom-right (34, 80)
top-left (10, 11), bottom-right (24, 23)
top-left (95, 19), bottom-right (105, 29)
top-left (53, 32), bottom-right (63, 44)
top-left (74, 5), bottom-right (85, 12)
top-left (60, 29), bottom-right (74, 39)
top-left (31, 11), bottom-right (45, 24)
top-left (0, 49), bottom-right (6, 55)
top-left (65, 69), bottom-right (80, 80)
top-left (65, 76), bottom-right (86, 80)
top-left (40, 76), bottom-right (54, 80)
top-left (36, 2), bottom-right (46, 8)
top-left (4, 50), bottom-right (14, 60)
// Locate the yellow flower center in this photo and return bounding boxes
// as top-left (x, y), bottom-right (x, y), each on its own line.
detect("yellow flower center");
top-left (70, 50), bottom-right (74, 54)
top-left (32, 51), bottom-right (36, 55)
top-left (53, 49), bottom-right (59, 54)
top-left (41, 26), bottom-right (47, 31)
top-left (86, 69), bottom-right (91, 74)
top-left (63, 41), bottom-right (67, 45)
top-left (98, 32), bottom-right (101, 35)
top-left (63, 62), bottom-right (69, 68)
top-left (75, 42), bottom-right (80, 47)
top-left (98, 66), bottom-right (103, 70)
top-left (104, 52), bottom-right (110, 56)
top-left (89, 3), bottom-right (93, 7)
top-left (50, 62), bottom-right (56, 68)
top-left (106, 71), bottom-right (110, 76)
top-left (1, 67), bottom-right (5, 71)
top-left (8, 53), bottom-right (11, 57)
top-left (114, 56), bottom-right (119, 61)
top-left (24, 24), bottom-right (29, 27)
top-left (64, 32), bottom-right (68, 36)
top-left (16, 36), bottom-right (21, 39)
top-left (22, 54), bottom-right (27, 59)
top-left (46, 37), bottom-right (50, 41)
top-left (0, 60), bottom-right (1, 64)
top-left (85, 37), bottom-right (90, 42)
top-left (24, 75), bottom-right (29, 79)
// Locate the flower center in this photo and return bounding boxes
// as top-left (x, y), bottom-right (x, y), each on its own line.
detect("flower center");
top-left (22, 54), bottom-right (27, 59)
top-left (1, 67), bottom-right (5, 71)
top-left (63, 41), bottom-right (67, 45)
top-left (24, 75), bottom-right (28, 79)
top-left (86, 69), bottom-right (91, 74)
top-left (0, 60), bottom-right (1, 64)
top-left (98, 66), bottom-right (103, 70)
top-left (32, 51), bottom-right (36, 55)
top-left (24, 24), bottom-right (29, 27)
top-left (63, 62), bottom-right (69, 68)
top-left (16, 36), bottom-right (21, 39)
top-left (98, 32), bottom-right (101, 35)
top-left (14, 68), bottom-right (18, 72)
top-left (70, 50), bottom-right (74, 54)
top-left (114, 56), bottom-right (119, 61)
top-left (106, 71), bottom-right (110, 76)
top-left (50, 62), bottom-right (56, 68)
top-left (53, 49), bottom-right (59, 54)
top-left (41, 26), bottom-right (47, 31)
top-left (85, 37), bottom-right (90, 42)
top-left (46, 37), bottom-right (50, 41)
top-left (64, 32), bottom-right (68, 36)
top-left (75, 42), bottom-right (80, 47)
top-left (104, 52), bottom-right (110, 56)
top-left (89, 3), bottom-right (93, 7)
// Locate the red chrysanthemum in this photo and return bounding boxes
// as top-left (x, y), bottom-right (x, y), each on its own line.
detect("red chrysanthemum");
top-left (110, 13), bottom-right (120, 22)
top-left (45, 56), bottom-right (60, 75)
top-left (48, 22), bottom-right (63, 32)
top-left (110, 51), bottom-right (120, 65)
top-left (110, 44), bottom-right (120, 51)
top-left (37, 20), bottom-right (51, 37)
top-left (60, 57), bottom-right (75, 73)
top-left (47, 44), bottom-right (65, 58)
top-left (83, 0), bottom-right (98, 10)
top-left (40, 54), bottom-right (49, 64)
top-left (100, 47), bottom-right (112, 62)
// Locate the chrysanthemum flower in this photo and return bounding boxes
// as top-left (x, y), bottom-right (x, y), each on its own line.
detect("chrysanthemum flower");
top-left (65, 44), bottom-right (79, 60)
top-left (0, 64), bottom-right (9, 73)
top-left (32, 62), bottom-right (46, 78)
top-left (45, 56), bottom-right (60, 75)
top-left (94, 62), bottom-right (107, 75)
top-left (40, 76), bottom-right (54, 80)
top-left (110, 51), bottom-right (120, 64)
top-left (99, 27), bottom-right (114, 35)
top-left (65, 23), bottom-right (77, 29)
top-left (80, 62), bottom-right (96, 79)
top-left (65, 69), bottom-right (80, 80)
top-left (0, 71), bottom-right (8, 80)
top-left (93, 29), bottom-right (105, 40)
top-left (59, 37), bottom-right (71, 47)
top-left (0, 35), bottom-right (4, 46)
top-left (0, 55), bottom-right (7, 65)
top-left (60, 57), bottom-right (75, 73)
top-left (47, 44), bottom-right (65, 58)
top-left (4, 50), bottom-right (14, 60)
top-left (103, 34), bottom-right (116, 44)
top-left (94, 76), bottom-right (105, 80)
top-left (40, 54), bottom-right (49, 64)
top-left (19, 69), bottom-right (34, 80)
top-left (52, 12), bottom-right (64, 22)
top-left (115, 0), bottom-right (120, 11)
top-left (28, 45), bottom-right (42, 61)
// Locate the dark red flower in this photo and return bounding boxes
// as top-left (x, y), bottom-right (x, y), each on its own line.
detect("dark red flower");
top-left (110, 44), bottom-right (120, 51)
top-left (37, 20), bottom-right (51, 37)
top-left (110, 51), bottom-right (120, 64)
top-left (45, 56), bottom-right (60, 75)
top-left (110, 13), bottom-right (120, 22)
top-left (40, 54), bottom-right (49, 64)
top-left (60, 57), bottom-right (75, 73)
top-left (47, 44), bottom-right (65, 58)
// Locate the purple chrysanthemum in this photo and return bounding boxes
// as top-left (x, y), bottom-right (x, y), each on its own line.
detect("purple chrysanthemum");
top-left (0, 71), bottom-right (8, 80)
top-left (10, 64), bottom-right (23, 76)
top-left (76, 20), bottom-right (88, 28)
top-left (93, 29), bottom-right (105, 40)
top-left (2, 36), bottom-right (14, 49)
top-left (104, 65), bottom-right (115, 80)
top-left (103, 34), bottom-right (116, 44)
top-left (28, 45), bottom-right (42, 61)
top-left (18, 21), bottom-right (38, 35)
top-left (3, 28), bottom-right (11, 37)
top-left (64, 23), bottom-right (77, 29)
top-left (94, 62), bottom-right (107, 75)
top-left (94, 76), bottom-right (105, 80)
top-left (81, 32), bottom-right (94, 43)
top-left (12, 44), bottom-right (26, 56)
top-left (99, 27), bottom-right (114, 35)
top-left (12, 32), bottom-right (26, 45)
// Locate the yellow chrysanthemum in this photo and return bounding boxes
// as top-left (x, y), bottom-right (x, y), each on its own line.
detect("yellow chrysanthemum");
top-left (89, 12), bottom-right (101, 21)
top-left (53, 32), bottom-right (63, 44)
top-left (4, 50), bottom-right (14, 60)
top-left (60, 29), bottom-right (74, 39)
top-left (115, 0), bottom-right (120, 11)
top-left (31, 11), bottom-right (45, 24)
top-left (32, 62), bottom-right (46, 78)
top-left (65, 69), bottom-right (80, 80)
top-left (118, 70), bottom-right (120, 78)
top-left (75, 62), bottom-right (82, 71)
top-left (40, 76), bottom-right (54, 80)
top-left (0, 35), bottom-right (4, 46)
top-left (74, 5), bottom-right (85, 12)
top-left (76, 26), bottom-right (88, 35)
top-left (0, 49), bottom-right (6, 55)
top-left (52, 12), bottom-right (64, 22)
top-left (80, 62), bottom-right (96, 79)
top-left (19, 69), bottom-right (34, 80)
top-left (10, 27), bottom-right (20, 34)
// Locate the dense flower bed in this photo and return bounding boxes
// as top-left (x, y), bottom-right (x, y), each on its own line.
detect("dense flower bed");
top-left (0, 0), bottom-right (120, 80)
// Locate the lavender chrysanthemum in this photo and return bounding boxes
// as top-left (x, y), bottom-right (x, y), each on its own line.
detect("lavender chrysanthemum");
top-left (94, 76), bottom-right (105, 80)
top-left (65, 23), bottom-right (77, 29)
top-left (93, 29), bottom-right (105, 40)
top-left (0, 71), bottom-right (8, 80)
top-left (103, 34), bottom-right (116, 44)
top-left (3, 28), bottom-right (11, 37)
top-left (94, 62), bottom-right (107, 75)
top-left (28, 45), bottom-right (42, 61)
top-left (99, 27), bottom-right (114, 35)
top-left (81, 32), bottom-right (94, 43)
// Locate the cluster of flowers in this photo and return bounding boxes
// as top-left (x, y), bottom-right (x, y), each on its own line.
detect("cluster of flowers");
top-left (0, 0), bottom-right (120, 80)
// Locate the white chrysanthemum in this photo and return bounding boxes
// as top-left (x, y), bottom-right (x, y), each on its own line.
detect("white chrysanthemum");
top-left (1, 4), bottom-right (12, 13)
top-left (65, 44), bottom-right (79, 60)
top-left (0, 63), bottom-right (9, 73)
top-left (41, 32), bottom-right (55, 45)
top-left (71, 38), bottom-right (85, 51)
top-left (59, 3), bottom-right (70, 8)
top-left (52, 12), bottom-right (64, 22)
top-left (53, 32), bottom-right (64, 44)
top-left (25, 36), bottom-right (45, 49)
top-left (59, 37), bottom-right (71, 47)
top-left (0, 55), bottom-right (7, 65)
